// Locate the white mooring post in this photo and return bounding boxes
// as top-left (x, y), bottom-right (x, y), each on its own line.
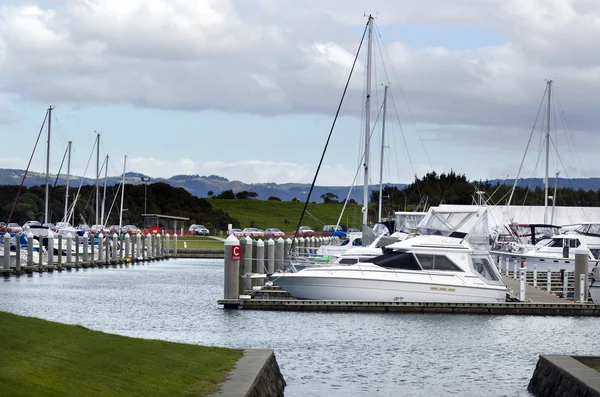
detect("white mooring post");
top-left (267, 238), bottom-right (275, 274)
top-left (57, 233), bottom-right (62, 267)
top-left (66, 234), bottom-right (73, 264)
top-left (173, 233), bottom-right (178, 256)
top-left (223, 234), bottom-right (240, 300)
top-left (165, 233), bottom-right (170, 256)
top-left (47, 232), bottom-right (54, 268)
top-left (125, 234), bottom-right (130, 262)
top-left (243, 236), bottom-right (253, 292)
top-left (256, 239), bottom-right (265, 287)
top-left (562, 271), bottom-right (568, 299)
top-left (27, 232), bottom-right (34, 267)
top-left (574, 248), bottom-right (589, 304)
top-left (112, 233), bottom-right (119, 263)
top-left (3, 232), bottom-right (10, 270)
top-left (275, 237), bottom-right (284, 272)
top-left (513, 260), bottom-right (518, 280)
top-left (38, 238), bottom-right (43, 268)
top-left (533, 264), bottom-right (537, 288)
top-left (136, 233), bottom-right (142, 260)
top-left (547, 267), bottom-right (552, 293)
top-left (504, 257), bottom-right (509, 276)
top-left (519, 268), bottom-right (526, 302)
top-left (15, 233), bottom-right (21, 272)
top-left (98, 233), bottom-right (104, 263)
top-left (83, 232), bottom-right (90, 263)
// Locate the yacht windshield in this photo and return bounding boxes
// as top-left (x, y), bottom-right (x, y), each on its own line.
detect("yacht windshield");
top-left (370, 251), bottom-right (422, 271)
top-left (415, 254), bottom-right (463, 272)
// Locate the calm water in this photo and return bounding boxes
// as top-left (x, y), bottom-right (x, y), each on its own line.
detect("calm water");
top-left (1, 258), bottom-right (599, 396)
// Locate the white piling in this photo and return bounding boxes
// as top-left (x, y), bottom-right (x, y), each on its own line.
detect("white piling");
top-left (256, 239), bottom-right (265, 286)
top-left (173, 234), bottom-right (178, 255)
top-left (267, 238), bottom-right (275, 274)
top-left (275, 237), bottom-right (284, 271)
top-left (243, 236), bottom-right (253, 292)
top-left (146, 233), bottom-right (151, 260)
top-left (15, 233), bottom-right (21, 271)
top-left (533, 264), bottom-right (537, 288)
top-left (125, 234), bottom-right (130, 262)
top-left (224, 234), bottom-right (240, 300)
top-left (504, 257), bottom-right (509, 276)
top-left (66, 234), bottom-right (73, 264)
top-left (104, 235), bottom-right (110, 265)
top-left (136, 233), bottom-right (142, 260)
top-left (38, 238), bottom-right (44, 268)
top-left (284, 238), bottom-right (292, 265)
top-left (165, 233), bottom-right (170, 256)
top-left (547, 267), bottom-right (552, 293)
top-left (47, 232), bottom-right (54, 268)
top-left (519, 267), bottom-right (526, 301)
top-left (3, 232), bottom-right (10, 270)
top-left (562, 271), bottom-right (568, 299)
top-left (73, 234), bottom-right (80, 265)
top-left (82, 233), bottom-right (89, 263)
top-left (513, 260), bottom-right (518, 280)
top-left (98, 233), bottom-right (104, 263)
top-left (27, 232), bottom-right (34, 267)
top-left (112, 233), bottom-right (119, 263)
top-left (298, 237), bottom-right (305, 256)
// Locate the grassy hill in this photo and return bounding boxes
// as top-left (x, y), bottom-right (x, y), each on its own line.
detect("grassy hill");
top-left (0, 311), bottom-right (242, 396)
top-left (209, 199), bottom-right (365, 232)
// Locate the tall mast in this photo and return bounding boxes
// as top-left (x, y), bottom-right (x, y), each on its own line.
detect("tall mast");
top-left (64, 141), bottom-right (72, 222)
top-left (44, 106), bottom-right (53, 224)
top-left (362, 14), bottom-right (374, 228)
top-left (551, 171), bottom-right (559, 224)
top-left (544, 80), bottom-right (552, 224)
top-left (119, 155), bottom-right (127, 228)
top-left (95, 132), bottom-right (100, 225)
top-left (378, 85), bottom-right (388, 223)
top-left (101, 154), bottom-right (109, 225)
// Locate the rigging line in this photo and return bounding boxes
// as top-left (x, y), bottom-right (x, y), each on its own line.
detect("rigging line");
top-left (67, 137), bottom-right (98, 223)
top-left (6, 111), bottom-right (49, 224)
top-left (289, 18), bottom-right (369, 254)
top-left (550, 136), bottom-right (573, 181)
top-left (375, 24), bottom-right (433, 172)
top-left (507, 84), bottom-right (548, 207)
top-left (554, 86), bottom-right (586, 177)
top-left (48, 143), bottom-right (70, 210)
top-left (304, 210), bottom-right (325, 227)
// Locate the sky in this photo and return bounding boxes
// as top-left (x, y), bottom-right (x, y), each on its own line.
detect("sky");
top-left (2, 0), bottom-right (600, 186)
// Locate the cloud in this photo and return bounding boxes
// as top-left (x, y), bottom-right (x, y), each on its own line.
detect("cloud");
top-left (1, 0), bottom-right (600, 132)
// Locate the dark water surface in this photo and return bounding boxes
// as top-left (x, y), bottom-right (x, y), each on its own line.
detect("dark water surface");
top-left (1, 259), bottom-right (599, 396)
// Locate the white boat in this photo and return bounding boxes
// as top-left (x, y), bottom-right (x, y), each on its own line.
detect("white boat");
top-left (492, 234), bottom-right (598, 273)
top-left (589, 266), bottom-right (600, 303)
top-left (271, 206), bottom-right (507, 302)
top-left (566, 222), bottom-right (600, 258)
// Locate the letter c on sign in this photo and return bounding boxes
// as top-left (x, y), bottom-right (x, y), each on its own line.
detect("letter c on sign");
top-left (231, 245), bottom-right (241, 261)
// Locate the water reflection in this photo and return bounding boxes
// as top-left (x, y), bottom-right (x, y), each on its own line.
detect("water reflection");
top-left (1, 259), bottom-right (599, 397)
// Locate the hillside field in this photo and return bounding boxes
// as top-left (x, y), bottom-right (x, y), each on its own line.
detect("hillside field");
top-left (209, 199), bottom-right (365, 232)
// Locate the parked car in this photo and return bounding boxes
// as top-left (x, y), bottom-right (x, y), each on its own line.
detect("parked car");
top-left (90, 224), bottom-right (110, 235)
top-left (322, 225), bottom-right (343, 237)
top-left (297, 226), bottom-right (314, 237)
top-left (108, 224), bottom-right (121, 234)
top-left (264, 228), bottom-right (285, 238)
top-left (0, 222), bottom-right (6, 233)
top-left (230, 228), bottom-right (244, 238)
top-left (6, 223), bottom-right (23, 233)
top-left (77, 224), bottom-right (92, 233)
top-left (242, 227), bottom-right (264, 238)
top-left (347, 227), bottom-right (361, 233)
top-left (22, 220), bottom-right (41, 231)
top-left (193, 225), bottom-right (210, 236)
top-left (121, 225), bottom-right (140, 235)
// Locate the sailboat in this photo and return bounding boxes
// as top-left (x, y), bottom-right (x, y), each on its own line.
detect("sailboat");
top-left (269, 16), bottom-right (506, 302)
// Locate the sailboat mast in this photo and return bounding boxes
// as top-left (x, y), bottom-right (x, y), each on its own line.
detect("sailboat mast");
top-left (119, 155), bottom-right (127, 228)
top-left (362, 15), bottom-right (374, 228)
top-left (101, 154), bottom-right (109, 226)
top-left (95, 132), bottom-right (100, 225)
top-left (64, 141), bottom-right (72, 222)
top-left (551, 171), bottom-right (559, 224)
top-left (378, 85), bottom-right (388, 223)
top-left (544, 80), bottom-right (552, 223)
top-left (44, 106), bottom-right (53, 225)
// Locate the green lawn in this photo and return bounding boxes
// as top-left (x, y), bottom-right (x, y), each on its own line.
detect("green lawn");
top-left (176, 236), bottom-right (224, 249)
top-left (577, 357), bottom-right (600, 372)
top-left (210, 199), bottom-right (365, 232)
top-left (0, 311), bottom-right (242, 397)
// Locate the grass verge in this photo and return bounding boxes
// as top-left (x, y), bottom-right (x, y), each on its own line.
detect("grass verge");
top-left (0, 311), bottom-right (242, 397)
top-left (176, 236), bottom-right (224, 249)
top-left (576, 357), bottom-right (600, 372)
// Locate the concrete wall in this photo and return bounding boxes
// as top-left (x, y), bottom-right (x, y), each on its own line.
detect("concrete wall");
top-left (212, 349), bottom-right (285, 397)
top-left (528, 355), bottom-right (600, 397)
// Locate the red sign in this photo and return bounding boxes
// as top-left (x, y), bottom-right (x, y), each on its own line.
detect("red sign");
top-left (231, 245), bottom-right (242, 261)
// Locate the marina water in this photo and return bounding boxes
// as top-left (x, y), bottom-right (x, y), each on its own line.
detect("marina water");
top-left (1, 258), bottom-right (599, 396)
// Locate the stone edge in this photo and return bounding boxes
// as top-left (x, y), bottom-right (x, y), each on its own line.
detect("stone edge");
top-left (210, 349), bottom-right (285, 397)
top-left (528, 355), bottom-right (600, 397)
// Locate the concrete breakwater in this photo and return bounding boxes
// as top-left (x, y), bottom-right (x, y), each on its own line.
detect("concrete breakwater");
top-left (212, 350), bottom-right (286, 397)
top-left (528, 355), bottom-right (600, 397)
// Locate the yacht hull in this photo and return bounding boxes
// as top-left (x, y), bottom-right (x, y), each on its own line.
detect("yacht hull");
top-left (272, 272), bottom-right (506, 303)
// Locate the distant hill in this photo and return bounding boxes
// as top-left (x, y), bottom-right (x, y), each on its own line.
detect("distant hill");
top-left (0, 168), bottom-right (406, 203)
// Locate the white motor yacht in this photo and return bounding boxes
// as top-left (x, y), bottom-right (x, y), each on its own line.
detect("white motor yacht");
top-left (271, 206), bottom-right (507, 303)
